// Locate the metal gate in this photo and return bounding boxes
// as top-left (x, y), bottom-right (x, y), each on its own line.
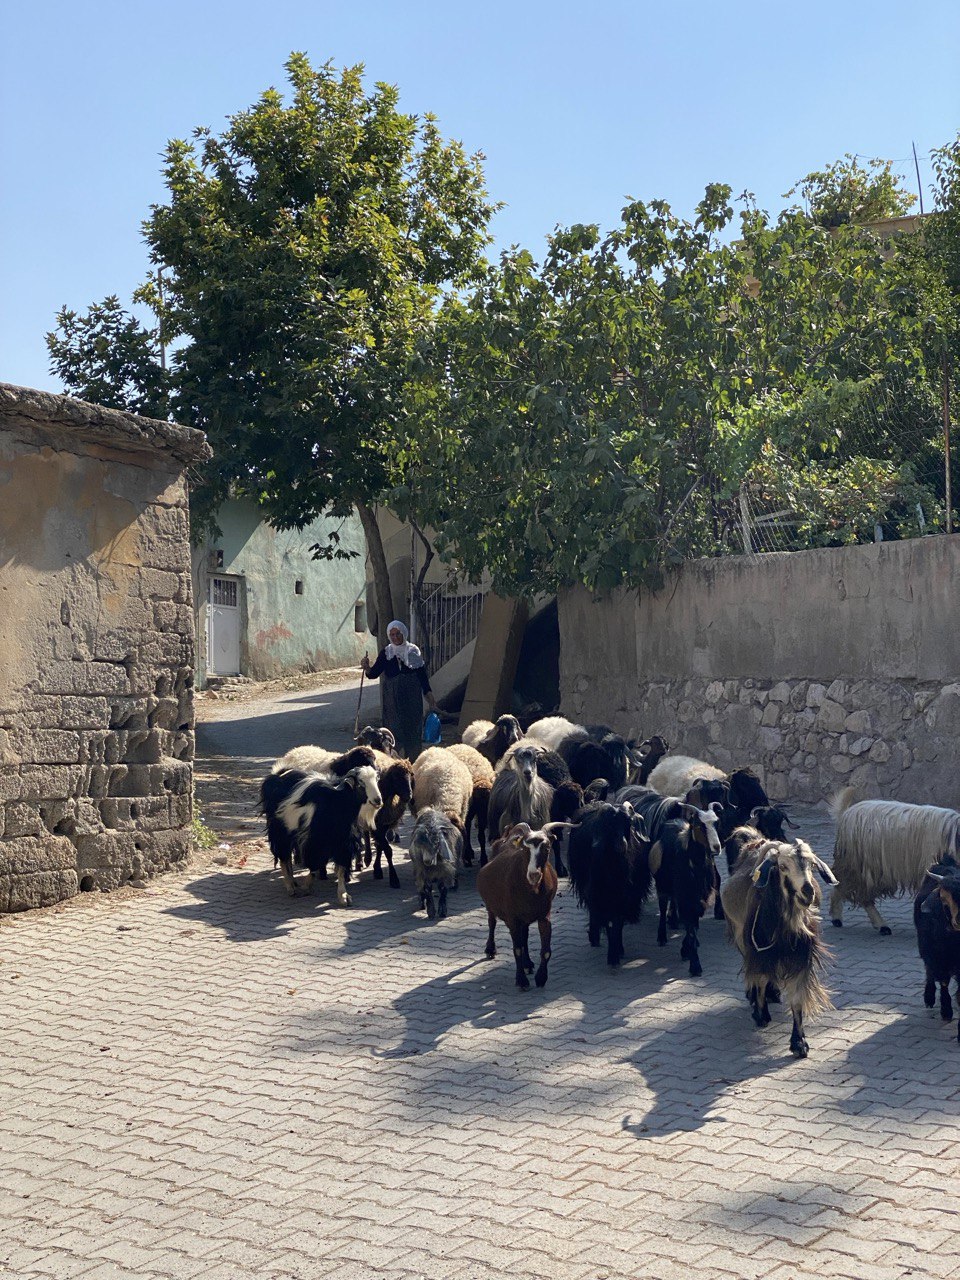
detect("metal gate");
top-left (207, 575), bottom-right (242, 676)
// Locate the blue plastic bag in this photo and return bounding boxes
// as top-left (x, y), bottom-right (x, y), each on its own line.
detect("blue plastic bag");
top-left (423, 711), bottom-right (442, 744)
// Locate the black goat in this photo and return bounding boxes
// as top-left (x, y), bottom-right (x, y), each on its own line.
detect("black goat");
top-left (649, 814), bottom-right (719, 978)
top-left (260, 765), bottom-right (381, 906)
top-left (914, 862), bottom-right (960, 1041)
top-left (566, 733), bottom-right (631, 792)
top-left (567, 802), bottom-right (651, 966)
top-left (355, 725), bottom-right (397, 756)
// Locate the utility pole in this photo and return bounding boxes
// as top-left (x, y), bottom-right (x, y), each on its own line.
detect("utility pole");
top-left (944, 349), bottom-right (953, 534)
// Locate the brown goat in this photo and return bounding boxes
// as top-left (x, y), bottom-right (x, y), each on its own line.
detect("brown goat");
top-left (477, 821), bottom-right (574, 989)
top-left (721, 838), bottom-right (837, 1058)
top-left (629, 734), bottom-right (670, 785)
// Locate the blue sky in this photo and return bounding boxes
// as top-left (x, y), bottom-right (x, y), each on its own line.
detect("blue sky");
top-left (2, 0), bottom-right (958, 394)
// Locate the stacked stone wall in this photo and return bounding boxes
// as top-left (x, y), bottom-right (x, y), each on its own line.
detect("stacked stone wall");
top-left (0, 385), bottom-right (210, 911)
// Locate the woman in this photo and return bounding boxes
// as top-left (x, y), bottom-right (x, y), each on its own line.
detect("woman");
top-left (361, 621), bottom-right (438, 761)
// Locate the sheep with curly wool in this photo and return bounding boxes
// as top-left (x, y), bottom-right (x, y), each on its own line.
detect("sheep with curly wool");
top-left (829, 789), bottom-right (960, 934)
top-left (411, 747), bottom-right (473, 852)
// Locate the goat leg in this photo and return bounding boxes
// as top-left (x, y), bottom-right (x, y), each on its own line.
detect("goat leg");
top-left (335, 866), bottom-right (352, 908)
top-left (667, 898), bottom-right (680, 931)
top-left (712, 865), bottom-right (725, 921)
top-left (484, 910), bottom-right (497, 959)
top-left (940, 982), bottom-right (954, 1022)
top-left (606, 917), bottom-right (624, 967)
top-left (587, 912), bottom-right (601, 948)
top-left (279, 857), bottom-right (298, 897)
top-left (924, 974), bottom-right (937, 1007)
top-left (438, 884), bottom-right (448, 919)
top-left (682, 925), bottom-right (702, 978)
top-left (864, 900), bottom-right (892, 935)
top-left (789, 1006), bottom-right (809, 1058)
top-left (422, 887), bottom-right (436, 919)
top-left (363, 829), bottom-right (374, 869)
top-left (535, 916), bottom-right (552, 988)
top-left (657, 894), bottom-right (669, 947)
top-left (511, 923), bottom-right (531, 989)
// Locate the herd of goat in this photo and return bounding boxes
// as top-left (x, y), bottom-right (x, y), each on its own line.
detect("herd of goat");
top-left (259, 713), bottom-right (960, 1058)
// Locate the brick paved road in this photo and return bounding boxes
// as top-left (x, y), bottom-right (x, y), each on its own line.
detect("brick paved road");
top-left (2, 681), bottom-right (959, 1280)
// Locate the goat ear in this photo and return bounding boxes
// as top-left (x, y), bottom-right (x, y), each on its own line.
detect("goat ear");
top-left (812, 856), bottom-right (838, 885)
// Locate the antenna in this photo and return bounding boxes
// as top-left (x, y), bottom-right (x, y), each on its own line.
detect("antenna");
top-left (912, 141), bottom-right (925, 216)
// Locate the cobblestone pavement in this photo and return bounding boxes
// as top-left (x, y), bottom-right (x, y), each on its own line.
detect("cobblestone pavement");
top-left (2, 680), bottom-right (959, 1280)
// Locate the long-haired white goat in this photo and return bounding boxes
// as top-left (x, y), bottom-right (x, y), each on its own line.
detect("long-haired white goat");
top-left (830, 788), bottom-right (960, 934)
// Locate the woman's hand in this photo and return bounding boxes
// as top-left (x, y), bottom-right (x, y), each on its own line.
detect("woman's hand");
top-left (360, 654), bottom-right (370, 673)
top-left (426, 694), bottom-right (438, 711)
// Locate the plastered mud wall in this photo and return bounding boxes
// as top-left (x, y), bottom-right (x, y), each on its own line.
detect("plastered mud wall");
top-left (559, 537), bottom-right (960, 806)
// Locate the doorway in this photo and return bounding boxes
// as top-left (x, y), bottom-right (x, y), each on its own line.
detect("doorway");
top-left (207, 575), bottom-right (243, 676)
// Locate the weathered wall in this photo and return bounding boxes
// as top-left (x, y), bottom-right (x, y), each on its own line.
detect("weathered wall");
top-left (0, 384), bottom-right (210, 911)
top-left (559, 537), bottom-right (960, 806)
top-left (193, 498), bottom-right (374, 683)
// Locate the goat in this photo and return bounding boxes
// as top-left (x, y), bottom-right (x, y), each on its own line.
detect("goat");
top-left (446, 743), bottom-right (495, 867)
top-left (830, 790), bottom-right (960, 934)
top-left (408, 808), bottom-right (462, 919)
top-left (461, 714), bottom-right (523, 767)
top-left (648, 757), bottom-right (770, 837)
top-left (411, 748), bottom-right (473, 860)
top-left (259, 765), bottom-right (381, 906)
top-left (566, 733), bottom-right (631, 791)
top-left (628, 735), bottom-right (670, 785)
top-left (725, 807), bottom-right (797, 876)
top-left (363, 756), bottom-right (415, 888)
top-left (567, 802), bottom-right (652, 967)
top-left (499, 738), bottom-right (580, 873)
top-left (486, 745), bottom-right (554, 861)
top-left (478, 821), bottom-right (574, 988)
top-left (914, 864), bottom-right (960, 1040)
top-left (721, 838), bottom-right (836, 1057)
top-left (274, 744), bottom-right (381, 832)
top-left (648, 814), bottom-right (722, 977)
top-left (355, 725), bottom-right (397, 756)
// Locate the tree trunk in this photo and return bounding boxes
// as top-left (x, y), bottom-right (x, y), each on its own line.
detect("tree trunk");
top-left (357, 501), bottom-right (395, 648)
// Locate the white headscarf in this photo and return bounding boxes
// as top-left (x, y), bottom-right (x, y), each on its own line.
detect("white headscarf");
top-left (385, 620), bottom-right (425, 670)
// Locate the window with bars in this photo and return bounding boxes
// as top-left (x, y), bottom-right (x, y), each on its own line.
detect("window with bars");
top-left (210, 578), bottom-right (238, 607)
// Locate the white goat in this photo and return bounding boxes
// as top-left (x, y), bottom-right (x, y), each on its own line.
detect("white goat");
top-left (830, 789), bottom-right (960, 934)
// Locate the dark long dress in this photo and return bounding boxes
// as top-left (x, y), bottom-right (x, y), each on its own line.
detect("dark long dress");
top-left (367, 650), bottom-right (432, 761)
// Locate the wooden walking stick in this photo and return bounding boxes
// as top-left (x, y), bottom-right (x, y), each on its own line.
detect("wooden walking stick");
top-left (354, 654), bottom-right (367, 737)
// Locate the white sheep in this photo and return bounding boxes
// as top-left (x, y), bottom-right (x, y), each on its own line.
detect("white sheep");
top-left (646, 754), bottom-right (726, 798)
top-left (411, 747), bottom-right (473, 836)
top-left (829, 788), bottom-right (960, 934)
top-left (524, 715), bottom-right (589, 755)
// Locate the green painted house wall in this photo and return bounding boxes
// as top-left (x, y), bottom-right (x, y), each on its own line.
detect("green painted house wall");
top-left (192, 499), bottom-right (375, 685)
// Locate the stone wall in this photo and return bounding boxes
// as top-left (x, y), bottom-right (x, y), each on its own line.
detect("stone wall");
top-left (0, 384), bottom-right (211, 911)
top-left (559, 537), bottom-right (960, 807)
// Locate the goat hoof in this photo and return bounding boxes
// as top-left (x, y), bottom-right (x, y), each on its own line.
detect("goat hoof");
top-left (941, 1003), bottom-right (954, 1022)
top-left (373, 866), bottom-right (383, 880)
top-left (790, 1036), bottom-right (809, 1058)
top-left (339, 893), bottom-right (353, 908)
top-left (751, 1006), bottom-right (766, 1028)
top-left (389, 872), bottom-right (400, 889)
top-left (484, 947), bottom-right (496, 960)
top-left (879, 926), bottom-right (892, 936)
top-left (535, 969), bottom-right (548, 988)
top-left (831, 918), bottom-right (843, 928)
top-left (689, 960), bottom-right (702, 978)
top-left (516, 976), bottom-right (530, 991)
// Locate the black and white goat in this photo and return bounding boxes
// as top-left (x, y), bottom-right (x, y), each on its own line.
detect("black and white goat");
top-left (355, 725), bottom-right (398, 756)
top-left (408, 808), bottom-right (462, 920)
top-left (721, 837), bottom-right (837, 1057)
top-left (648, 813), bottom-right (722, 978)
top-left (914, 863), bottom-right (960, 1041)
top-left (260, 765), bottom-right (382, 906)
top-left (831, 790), bottom-right (960, 934)
top-left (567, 802), bottom-right (652, 967)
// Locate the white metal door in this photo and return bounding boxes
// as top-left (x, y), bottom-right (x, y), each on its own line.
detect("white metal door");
top-left (207, 576), bottom-right (242, 675)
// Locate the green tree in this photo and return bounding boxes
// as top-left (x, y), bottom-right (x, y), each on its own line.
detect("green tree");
top-left (785, 154), bottom-right (916, 228)
top-left (48, 54), bottom-right (496, 643)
